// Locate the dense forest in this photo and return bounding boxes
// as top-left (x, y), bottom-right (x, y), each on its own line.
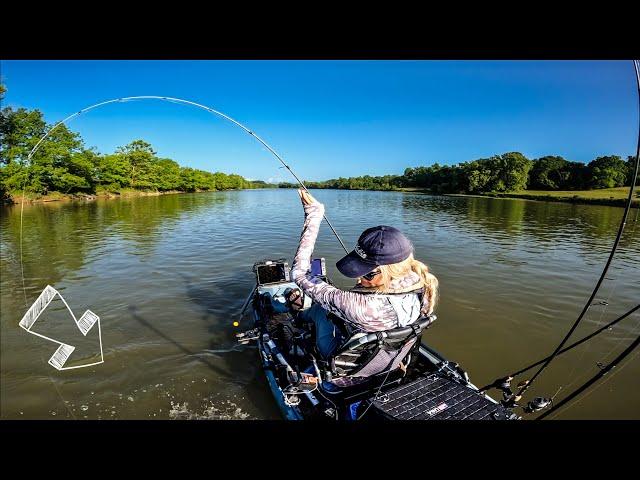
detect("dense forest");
top-left (0, 102), bottom-right (266, 202)
top-left (280, 151), bottom-right (637, 193)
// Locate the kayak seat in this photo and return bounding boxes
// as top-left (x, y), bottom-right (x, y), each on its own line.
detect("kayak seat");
top-left (321, 314), bottom-right (437, 394)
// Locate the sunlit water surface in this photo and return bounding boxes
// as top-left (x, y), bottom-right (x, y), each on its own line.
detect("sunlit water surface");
top-left (1, 190), bottom-right (638, 419)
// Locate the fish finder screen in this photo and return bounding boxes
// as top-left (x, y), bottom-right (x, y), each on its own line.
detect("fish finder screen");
top-left (257, 264), bottom-right (287, 284)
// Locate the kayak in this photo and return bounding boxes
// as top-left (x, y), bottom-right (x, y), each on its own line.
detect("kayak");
top-left (237, 258), bottom-right (519, 421)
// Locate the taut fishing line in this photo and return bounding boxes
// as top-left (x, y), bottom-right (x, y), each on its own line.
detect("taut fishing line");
top-left (539, 348), bottom-right (640, 420)
top-left (17, 95), bottom-right (350, 371)
top-left (536, 334), bottom-right (640, 420)
top-left (559, 162), bottom-right (640, 395)
top-left (547, 318), bottom-right (640, 414)
top-left (558, 206), bottom-right (640, 397)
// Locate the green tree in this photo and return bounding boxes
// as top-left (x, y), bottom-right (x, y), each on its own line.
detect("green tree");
top-left (154, 158), bottom-right (182, 191)
top-left (116, 140), bottom-right (156, 190)
top-left (588, 155), bottom-right (627, 189)
top-left (486, 152), bottom-right (532, 192)
top-left (95, 154), bottom-right (131, 189)
top-left (529, 156), bottom-right (570, 190)
top-left (179, 167), bottom-right (198, 192)
top-left (0, 105), bottom-right (256, 200)
top-left (0, 107), bottom-right (47, 166)
top-left (625, 155), bottom-right (638, 186)
top-left (32, 124), bottom-right (95, 193)
top-left (1, 107), bottom-right (96, 194)
top-left (565, 161), bottom-right (590, 190)
top-left (463, 161), bottom-right (492, 193)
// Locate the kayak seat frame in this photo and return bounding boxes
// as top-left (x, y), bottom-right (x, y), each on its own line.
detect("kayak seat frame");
top-left (318, 315), bottom-right (437, 396)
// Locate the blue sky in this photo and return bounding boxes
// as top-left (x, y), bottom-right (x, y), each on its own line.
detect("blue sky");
top-left (1, 60), bottom-right (637, 182)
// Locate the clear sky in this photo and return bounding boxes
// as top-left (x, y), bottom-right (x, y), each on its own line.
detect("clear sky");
top-left (1, 60), bottom-right (637, 182)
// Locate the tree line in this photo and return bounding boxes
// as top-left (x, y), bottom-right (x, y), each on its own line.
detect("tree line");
top-left (0, 105), bottom-right (263, 201)
top-left (2, 97), bottom-right (636, 200)
top-left (278, 152), bottom-right (637, 193)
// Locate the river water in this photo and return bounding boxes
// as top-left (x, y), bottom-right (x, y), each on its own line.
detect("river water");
top-left (1, 189), bottom-right (638, 419)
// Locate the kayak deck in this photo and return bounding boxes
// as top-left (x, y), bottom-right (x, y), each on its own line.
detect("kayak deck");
top-left (371, 373), bottom-right (514, 420)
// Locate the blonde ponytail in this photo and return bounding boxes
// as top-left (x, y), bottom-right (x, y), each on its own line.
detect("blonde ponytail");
top-left (412, 257), bottom-right (438, 315)
top-left (376, 253), bottom-right (438, 315)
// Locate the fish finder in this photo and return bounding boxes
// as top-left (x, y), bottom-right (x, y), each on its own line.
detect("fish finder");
top-left (254, 260), bottom-right (290, 285)
top-left (253, 258), bottom-right (327, 285)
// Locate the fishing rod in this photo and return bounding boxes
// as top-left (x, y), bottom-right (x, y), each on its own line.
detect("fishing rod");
top-left (493, 59), bottom-right (640, 413)
top-left (18, 96), bottom-right (350, 302)
top-left (479, 304), bottom-right (640, 392)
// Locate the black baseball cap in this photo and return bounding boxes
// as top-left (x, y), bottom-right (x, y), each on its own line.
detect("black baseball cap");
top-left (336, 225), bottom-right (413, 278)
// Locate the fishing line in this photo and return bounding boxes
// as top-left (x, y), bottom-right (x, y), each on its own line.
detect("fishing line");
top-left (554, 315), bottom-right (640, 403)
top-left (540, 348), bottom-right (640, 420)
top-left (514, 59), bottom-right (640, 401)
top-left (536, 333), bottom-right (640, 420)
top-left (18, 95), bottom-right (350, 307)
top-left (562, 291), bottom-right (612, 390)
top-left (561, 262), bottom-right (622, 392)
top-left (38, 350), bottom-right (77, 419)
top-left (559, 209), bottom-right (640, 395)
top-left (195, 345), bottom-right (256, 355)
top-left (550, 385), bottom-right (563, 401)
top-left (357, 346), bottom-right (407, 420)
top-left (313, 384), bottom-right (339, 418)
top-left (567, 212), bottom-right (638, 390)
top-left (597, 310), bottom-right (640, 367)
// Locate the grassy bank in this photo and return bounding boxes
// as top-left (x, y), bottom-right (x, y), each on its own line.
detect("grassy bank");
top-left (400, 187), bottom-right (639, 208)
top-left (478, 187), bottom-right (638, 208)
top-left (397, 187), bottom-right (432, 193)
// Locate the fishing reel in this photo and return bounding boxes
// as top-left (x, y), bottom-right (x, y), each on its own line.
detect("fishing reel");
top-left (523, 396), bottom-right (553, 414)
top-left (500, 394), bottom-right (521, 410)
top-left (488, 376), bottom-right (530, 409)
top-left (236, 328), bottom-right (260, 345)
top-left (284, 394), bottom-right (301, 406)
top-left (487, 376), bottom-right (516, 407)
top-left (490, 376), bottom-right (552, 414)
top-left (284, 287), bottom-right (305, 313)
top-left (282, 372), bottom-right (319, 406)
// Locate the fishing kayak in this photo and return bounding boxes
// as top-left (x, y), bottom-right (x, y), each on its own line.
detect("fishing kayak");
top-left (236, 259), bottom-right (519, 421)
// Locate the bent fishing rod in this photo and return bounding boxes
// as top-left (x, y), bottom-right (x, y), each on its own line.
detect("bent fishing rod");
top-left (485, 59), bottom-right (640, 415)
top-left (18, 96), bottom-right (350, 278)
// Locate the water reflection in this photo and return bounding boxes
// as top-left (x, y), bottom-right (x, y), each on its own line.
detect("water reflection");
top-left (1, 194), bottom-right (228, 300)
top-left (401, 194), bottom-right (638, 260)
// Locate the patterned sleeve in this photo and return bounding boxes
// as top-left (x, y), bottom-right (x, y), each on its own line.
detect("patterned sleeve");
top-left (290, 200), bottom-right (392, 331)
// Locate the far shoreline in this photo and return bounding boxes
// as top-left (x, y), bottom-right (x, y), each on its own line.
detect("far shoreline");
top-left (2, 186), bottom-right (637, 209)
top-left (1, 188), bottom-right (267, 206)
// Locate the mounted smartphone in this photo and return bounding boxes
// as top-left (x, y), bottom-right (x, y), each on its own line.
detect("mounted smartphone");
top-left (310, 258), bottom-right (326, 278)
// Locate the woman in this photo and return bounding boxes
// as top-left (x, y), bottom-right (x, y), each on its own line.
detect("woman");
top-left (290, 189), bottom-right (438, 361)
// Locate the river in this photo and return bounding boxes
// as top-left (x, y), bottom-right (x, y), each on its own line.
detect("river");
top-left (1, 189), bottom-right (638, 419)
